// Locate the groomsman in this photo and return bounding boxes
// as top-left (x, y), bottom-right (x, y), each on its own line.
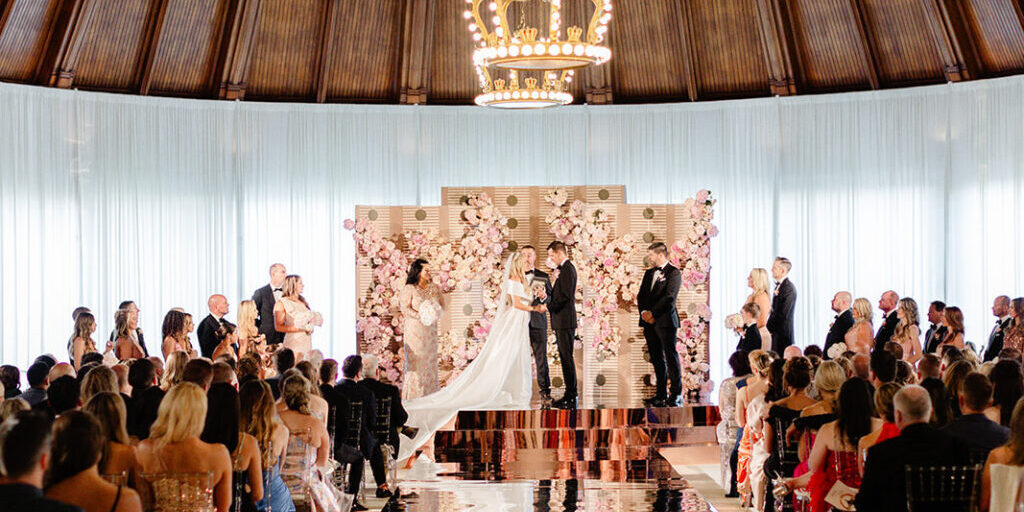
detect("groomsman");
top-left (253, 263), bottom-right (287, 347)
top-left (637, 242), bottom-right (683, 408)
top-left (824, 291), bottom-right (854, 359)
top-left (197, 294), bottom-right (230, 358)
top-left (546, 241), bottom-right (578, 409)
top-left (522, 245), bottom-right (554, 406)
top-left (108, 301), bottom-right (149, 357)
top-left (924, 301), bottom-right (947, 353)
top-left (984, 295), bottom-right (1013, 361)
top-left (767, 257), bottom-right (797, 353)
top-left (875, 291), bottom-right (900, 345)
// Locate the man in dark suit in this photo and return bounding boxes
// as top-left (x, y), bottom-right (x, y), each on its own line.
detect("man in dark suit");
top-left (126, 358), bottom-right (164, 440)
top-left (546, 241), bottom-right (578, 409)
top-left (252, 263), bottom-right (287, 348)
top-left (359, 354), bottom-right (408, 498)
top-left (264, 348), bottom-right (295, 399)
top-left (197, 294), bottom-right (230, 358)
top-left (332, 355), bottom-right (378, 508)
top-left (637, 242), bottom-right (683, 408)
top-left (0, 412), bottom-right (84, 512)
top-left (737, 303), bottom-right (762, 353)
top-left (824, 291), bottom-right (854, 359)
top-left (983, 295), bottom-right (1013, 362)
top-left (856, 385), bottom-right (971, 512)
top-left (107, 301), bottom-right (149, 357)
top-left (523, 245), bottom-right (554, 405)
top-left (875, 290), bottom-right (900, 345)
top-left (943, 372), bottom-right (1009, 463)
top-left (924, 301), bottom-right (947, 354)
top-left (766, 257), bottom-right (797, 353)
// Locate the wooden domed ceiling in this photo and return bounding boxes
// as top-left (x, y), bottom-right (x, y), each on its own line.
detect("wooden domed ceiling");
top-left (0, 0), bottom-right (1022, 105)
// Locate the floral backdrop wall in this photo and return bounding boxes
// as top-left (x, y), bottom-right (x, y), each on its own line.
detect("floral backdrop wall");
top-left (346, 186), bottom-right (717, 405)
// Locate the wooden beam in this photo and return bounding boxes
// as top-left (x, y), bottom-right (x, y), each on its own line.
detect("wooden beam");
top-left (34, 0), bottom-right (98, 87)
top-left (848, 0), bottom-right (881, 89)
top-left (674, 0), bottom-right (699, 101)
top-left (212, 0), bottom-right (262, 100)
top-left (0, 0), bottom-right (16, 40)
top-left (137, 0), bottom-right (171, 95)
top-left (397, 0), bottom-right (435, 104)
top-left (1011, 0), bottom-right (1024, 39)
top-left (917, 0), bottom-right (982, 81)
top-left (313, 0), bottom-right (341, 103)
top-left (753, 0), bottom-right (801, 95)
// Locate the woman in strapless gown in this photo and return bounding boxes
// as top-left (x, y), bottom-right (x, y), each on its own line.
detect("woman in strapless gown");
top-left (745, 268), bottom-right (773, 351)
top-left (274, 275), bottom-right (320, 362)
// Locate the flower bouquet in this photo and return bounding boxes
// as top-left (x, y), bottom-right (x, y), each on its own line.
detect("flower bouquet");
top-left (418, 300), bottom-right (442, 327)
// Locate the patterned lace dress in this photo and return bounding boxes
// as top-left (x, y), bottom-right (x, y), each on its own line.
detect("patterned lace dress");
top-left (400, 283), bottom-right (443, 400)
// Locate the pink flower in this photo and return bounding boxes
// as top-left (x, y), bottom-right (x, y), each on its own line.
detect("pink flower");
top-left (344, 219), bottom-right (356, 230)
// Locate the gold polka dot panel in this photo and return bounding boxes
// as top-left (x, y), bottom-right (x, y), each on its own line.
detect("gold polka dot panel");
top-left (460, 195), bottom-right (469, 205)
top-left (598, 188), bottom-right (610, 200)
top-left (596, 374), bottom-right (606, 386)
top-left (415, 209), bottom-right (427, 221)
top-left (367, 210), bottom-right (379, 221)
top-left (506, 195), bottom-right (518, 206)
top-left (508, 241), bottom-right (519, 252)
top-left (463, 304), bottom-right (474, 316)
top-left (552, 377), bottom-right (564, 388)
top-left (643, 207), bottom-right (655, 219)
top-left (642, 374), bottom-right (653, 386)
top-left (507, 218), bottom-right (518, 229)
top-left (643, 232), bottom-right (655, 243)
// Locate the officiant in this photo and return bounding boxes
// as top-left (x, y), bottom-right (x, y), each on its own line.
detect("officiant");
top-left (523, 245), bottom-right (554, 407)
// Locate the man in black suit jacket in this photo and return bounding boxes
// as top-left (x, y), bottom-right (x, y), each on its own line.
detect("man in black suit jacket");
top-left (0, 412), bottom-right (84, 512)
top-left (983, 295), bottom-right (1013, 362)
top-left (766, 257), bottom-right (797, 353)
top-left (252, 263), bottom-right (287, 348)
top-left (107, 301), bottom-right (149, 357)
top-left (943, 372), bottom-right (1009, 463)
top-left (856, 385), bottom-right (970, 512)
top-left (359, 355), bottom-right (407, 497)
top-left (637, 242), bottom-right (683, 408)
top-left (875, 291), bottom-right (900, 345)
top-left (546, 241), bottom-right (578, 409)
top-left (737, 303), bottom-right (762, 353)
top-left (197, 294), bottom-right (230, 358)
top-left (523, 245), bottom-right (554, 404)
top-left (824, 292), bottom-right (854, 359)
top-left (264, 348), bottom-right (295, 399)
top-left (924, 301), bottom-right (947, 354)
top-left (332, 356), bottom-right (378, 502)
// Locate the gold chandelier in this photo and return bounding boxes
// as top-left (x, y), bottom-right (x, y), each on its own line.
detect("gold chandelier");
top-left (464, 0), bottom-right (613, 109)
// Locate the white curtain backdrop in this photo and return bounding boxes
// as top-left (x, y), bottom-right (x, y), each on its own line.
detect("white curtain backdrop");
top-left (1, 76), bottom-right (1023, 396)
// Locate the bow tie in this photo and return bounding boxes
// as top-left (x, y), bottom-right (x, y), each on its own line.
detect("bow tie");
top-left (526, 270), bottom-right (534, 275)
top-left (273, 288), bottom-right (282, 292)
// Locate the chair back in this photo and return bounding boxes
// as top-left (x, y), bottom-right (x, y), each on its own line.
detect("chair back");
top-left (374, 396), bottom-right (392, 443)
top-left (101, 471), bottom-right (128, 487)
top-left (988, 464), bottom-right (1024, 512)
top-left (905, 464), bottom-right (982, 512)
top-left (138, 471), bottom-right (215, 512)
top-left (345, 400), bottom-right (363, 449)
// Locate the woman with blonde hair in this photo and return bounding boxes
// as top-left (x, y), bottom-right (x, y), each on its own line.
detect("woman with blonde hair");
top-left (71, 312), bottom-right (99, 370)
top-left (857, 382), bottom-right (903, 473)
top-left (135, 382), bottom-right (233, 512)
top-left (160, 351), bottom-right (189, 390)
top-left (82, 392), bottom-right (137, 482)
top-left (274, 275), bottom-right (321, 362)
top-left (236, 300), bottom-right (262, 358)
top-left (0, 397), bottom-right (29, 422)
top-left (940, 306), bottom-right (966, 350)
top-left (893, 298), bottom-right (923, 364)
top-left (114, 309), bottom-right (145, 360)
top-left (81, 365), bottom-right (119, 404)
top-left (744, 268), bottom-right (772, 351)
top-left (844, 298), bottom-right (875, 354)
top-left (735, 350), bottom-right (773, 507)
top-left (786, 361), bottom-right (847, 495)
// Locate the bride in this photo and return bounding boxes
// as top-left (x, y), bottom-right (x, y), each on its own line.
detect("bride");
top-left (398, 251), bottom-right (542, 461)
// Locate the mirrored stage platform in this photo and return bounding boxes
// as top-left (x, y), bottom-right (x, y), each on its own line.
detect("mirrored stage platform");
top-left (390, 404), bottom-right (722, 512)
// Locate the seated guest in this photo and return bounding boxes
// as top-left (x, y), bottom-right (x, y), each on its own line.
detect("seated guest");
top-left (238, 381), bottom-right (294, 512)
top-left (48, 363), bottom-right (76, 383)
top-left (135, 383), bottom-right (232, 512)
top-left (0, 411), bottom-right (83, 512)
top-left (803, 344), bottom-right (823, 359)
top-left (785, 361), bottom-right (847, 496)
top-left (851, 353), bottom-right (871, 381)
top-left (201, 383), bottom-right (263, 508)
top-left (265, 348), bottom-right (295, 399)
top-left (783, 345), bottom-right (803, 360)
top-left (181, 358), bottom-right (214, 391)
top-left (0, 364), bottom-right (21, 398)
top-left (126, 358), bottom-right (164, 440)
top-left (111, 365), bottom-right (131, 399)
top-left (941, 345), bottom-right (965, 372)
top-left (855, 385), bottom-right (970, 512)
top-left (869, 349), bottom-right (897, 388)
top-left (984, 359), bottom-right (1023, 427)
top-left (943, 360), bottom-right (975, 419)
top-left (920, 377), bottom-right (953, 427)
top-left (291, 362), bottom-right (329, 426)
top-left (998, 347), bottom-right (1023, 364)
top-left (333, 356), bottom-right (378, 508)
top-left (22, 362), bottom-right (51, 407)
top-left (81, 393), bottom-right (137, 480)
top-left (943, 372), bottom-right (1009, 464)
top-left (736, 303), bottom-right (762, 353)
top-left (318, 359), bottom-right (339, 398)
top-left (211, 362), bottom-right (237, 388)
top-left (359, 354), bottom-right (409, 498)
top-left (81, 353), bottom-right (104, 367)
top-left (47, 376), bottom-right (80, 416)
top-left (43, 411), bottom-right (142, 512)
top-left (719, 351), bottom-right (750, 498)
top-left (236, 355), bottom-right (262, 385)
top-left (160, 351), bottom-right (188, 391)
top-left (113, 310), bottom-right (145, 361)
top-left (883, 341), bottom-right (904, 361)
top-left (80, 366), bottom-right (118, 404)
top-left (0, 398), bottom-right (30, 422)
top-left (981, 398), bottom-right (1024, 511)
top-left (918, 353), bottom-right (941, 381)
top-left (316, 358), bottom-right (351, 456)
top-left (277, 374), bottom-right (341, 510)
top-left (895, 360), bottom-right (917, 385)
top-left (858, 382), bottom-right (902, 473)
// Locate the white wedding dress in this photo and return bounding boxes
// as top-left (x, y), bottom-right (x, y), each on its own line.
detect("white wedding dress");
top-left (398, 261), bottom-right (533, 461)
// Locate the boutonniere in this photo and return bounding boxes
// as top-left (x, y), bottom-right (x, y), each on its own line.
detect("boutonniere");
top-left (774, 288), bottom-right (780, 296)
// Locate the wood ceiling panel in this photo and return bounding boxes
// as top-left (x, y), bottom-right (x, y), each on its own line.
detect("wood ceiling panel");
top-left (147, 0), bottom-right (226, 94)
top-left (860, 0), bottom-right (944, 84)
top-left (246, 0), bottom-right (325, 99)
top-left (428, 0), bottom-right (476, 102)
top-left (788, 0), bottom-right (871, 90)
top-left (960, 0), bottom-right (1024, 73)
top-left (0, 0), bottom-right (61, 80)
top-left (326, 0), bottom-right (401, 101)
top-left (690, 0), bottom-right (769, 97)
top-left (73, 0), bottom-right (153, 91)
top-left (609, 0), bottom-right (688, 99)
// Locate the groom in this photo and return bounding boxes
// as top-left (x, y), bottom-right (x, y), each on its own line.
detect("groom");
top-left (637, 242), bottom-right (683, 408)
top-left (547, 241), bottom-right (578, 409)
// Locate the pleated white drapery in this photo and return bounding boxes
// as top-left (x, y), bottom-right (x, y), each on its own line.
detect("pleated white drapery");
top-left (1, 77), bottom-right (1023, 394)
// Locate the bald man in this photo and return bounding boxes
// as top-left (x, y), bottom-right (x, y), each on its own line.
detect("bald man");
top-left (875, 291), bottom-right (900, 345)
top-left (983, 295), bottom-right (1013, 362)
top-left (824, 291), bottom-right (854, 359)
top-left (197, 294), bottom-right (230, 358)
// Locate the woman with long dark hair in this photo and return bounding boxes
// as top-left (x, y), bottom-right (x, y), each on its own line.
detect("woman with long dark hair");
top-left (399, 258), bottom-right (445, 401)
top-left (940, 306), bottom-right (966, 350)
top-left (985, 359), bottom-right (1024, 426)
top-left (161, 310), bottom-right (192, 359)
top-left (82, 392), bottom-right (137, 481)
top-left (201, 383), bottom-right (264, 509)
top-left (719, 350), bottom-right (751, 498)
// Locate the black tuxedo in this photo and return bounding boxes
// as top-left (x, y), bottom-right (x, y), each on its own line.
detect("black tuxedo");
top-left (332, 379), bottom-right (378, 495)
top-left (637, 263), bottom-right (683, 398)
top-left (548, 260), bottom-right (578, 399)
top-left (737, 323), bottom-right (761, 353)
top-left (983, 317), bottom-right (1014, 362)
top-left (252, 284), bottom-right (285, 346)
top-left (108, 328), bottom-right (149, 357)
top-left (855, 423), bottom-right (970, 512)
top-left (359, 377), bottom-right (408, 454)
top-left (824, 309), bottom-right (854, 359)
top-left (766, 278), bottom-right (796, 353)
top-left (197, 314), bottom-right (224, 358)
top-left (875, 310), bottom-right (900, 345)
top-left (924, 324), bottom-right (948, 353)
top-left (526, 268), bottom-right (554, 396)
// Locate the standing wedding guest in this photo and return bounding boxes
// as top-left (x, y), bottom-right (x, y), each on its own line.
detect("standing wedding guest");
top-left (939, 306), bottom-right (966, 350)
top-left (126, 358), bottom-right (164, 439)
top-left (160, 351), bottom-right (188, 391)
top-left (253, 263), bottom-right (287, 349)
top-left (198, 295), bottom-right (231, 358)
top-left (359, 354), bottom-right (408, 498)
top-left (638, 242), bottom-right (683, 408)
top-left (108, 302), bottom-right (148, 358)
top-left (399, 259), bottom-right (444, 400)
top-left (135, 383), bottom-right (232, 512)
top-left (984, 360), bottom-right (1023, 426)
top-left (944, 372), bottom-right (1009, 463)
top-left (236, 300), bottom-right (261, 358)
top-left (113, 310), bottom-right (145, 361)
top-left (22, 362), bottom-right (50, 406)
top-left (924, 301), bottom-right (948, 353)
top-left (736, 303), bottom-right (762, 353)
top-left (44, 411), bottom-right (142, 512)
top-left (211, 322), bottom-right (239, 362)
top-left (160, 310), bottom-right (192, 360)
top-left (1001, 298), bottom-right (1024, 353)
top-left (67, 307), bottom-right (92, 363)
top-left (70, 313), bottom-right (99, 370)
top-left (82, 392), bottom-right (137, 480)
top-left (0, 411), bottom-right (84, 512)
top-left (984, 296), bottom-right (1014, 362)
top-left (745, 268), bottom-right (773, 351)
top-left (0, 364), bottom-right (21, 398)
top-left (201, 383), bottom-right (263, 509)
top-left (875, 291), bottom-right (900, 344)
top-left (844, 298), bottom-right (875, 354)
top-left (767, 257), bottom-right (797, 353)
top-left (274, 275), bottom-right (319, 362)
top-left (824, 292), bottom-right (854, 359)
top-left (239, 381), bottom-right (295, 512)
top-left (718, 351), bottom-right (751, 498)
top-left (522, 245), bottom-right (554, 405)
top-left (893, 298), bottom-right (924, 364)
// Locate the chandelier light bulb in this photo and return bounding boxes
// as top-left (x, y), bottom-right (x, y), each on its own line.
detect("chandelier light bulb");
top-left (489, 2), bottom-right (497, 11)
top-left (463, 10), bottom-right (472, 19)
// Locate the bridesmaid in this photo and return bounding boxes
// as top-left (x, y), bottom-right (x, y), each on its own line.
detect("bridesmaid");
top-left (892, 298), bottom-right (923, 364)
top-left (744, 268), bottom-right (772, 351)
top-left (274, 275), bottom-right (320, 362)
top-left (71, 312), bottom-right (99, 370)
top-left (399, 259), bottom-right (445, 401)
top-left (939, 306), bottom-right (966, 350)
top-left (160, 310), bottom-right (191, 360)
top-left (114, 310), bottom-right (145, 360)
top-left (844, 298), bottom-right (875, 354)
